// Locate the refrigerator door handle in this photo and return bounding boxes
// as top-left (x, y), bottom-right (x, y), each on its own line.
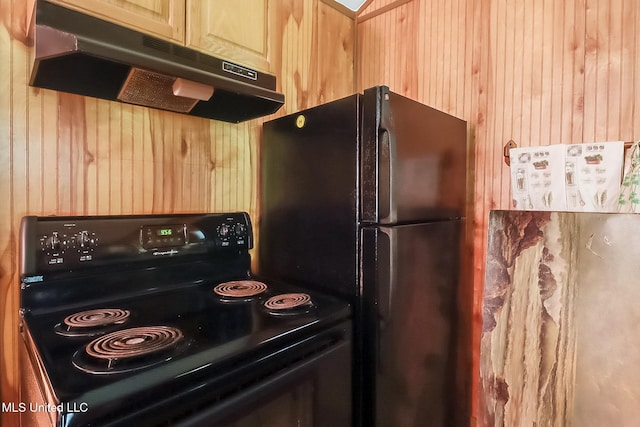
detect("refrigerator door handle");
top-left (362, 227), bottom-right (394, 375)
top-left (375, 228), bottom-right (394, 374)
top-left (377, 227), bottom-right (394, 327)
top-left (378, 129), bottom-right (392, 223)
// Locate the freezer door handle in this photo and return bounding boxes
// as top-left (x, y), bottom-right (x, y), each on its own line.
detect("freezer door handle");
top-left (378, 129), bottom-right (392, 223)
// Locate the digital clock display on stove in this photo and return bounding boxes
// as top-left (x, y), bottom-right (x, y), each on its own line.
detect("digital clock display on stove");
top-left (141, 224), bottom-right (186, 249)
top-left (157, 228), bottom-right (173, 236)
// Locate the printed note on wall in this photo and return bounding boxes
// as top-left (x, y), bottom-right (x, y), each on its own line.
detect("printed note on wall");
top-left (510, 142), bottom-right (624, 212)
top-left (565, 142), bottom-right (624, 212)
top-left (509, 144), bottom-right (567, 211)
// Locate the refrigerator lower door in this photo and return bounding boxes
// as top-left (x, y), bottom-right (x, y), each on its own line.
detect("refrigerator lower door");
top-left (360, 220), bottom-right (461, 427)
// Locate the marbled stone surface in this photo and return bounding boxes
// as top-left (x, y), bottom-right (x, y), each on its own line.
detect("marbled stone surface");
top-left (480, 210), bottom-right (640, 427)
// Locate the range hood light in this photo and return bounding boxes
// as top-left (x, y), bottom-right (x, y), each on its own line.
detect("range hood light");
top-left (172, 78), bottom-right (214, 101)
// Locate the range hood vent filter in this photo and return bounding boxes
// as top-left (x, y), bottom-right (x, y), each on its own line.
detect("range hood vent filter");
top-left (118, 68), bottom-right (198, 114)
top-left (30, 0), bottom-right (285, 122)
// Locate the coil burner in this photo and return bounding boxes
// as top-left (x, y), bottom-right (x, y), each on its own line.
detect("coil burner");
top-left (213, 280), bottom-right (268, 302)
top-left (55, 308), bottom-right (131, 337)
top-left (72, 326), bottom-right (187, 375)
top-left (263, 293), bottom-right (314, 317)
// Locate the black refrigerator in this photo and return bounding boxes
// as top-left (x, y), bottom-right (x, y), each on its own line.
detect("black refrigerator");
top-left (258, 86), bottom-right (467, 427)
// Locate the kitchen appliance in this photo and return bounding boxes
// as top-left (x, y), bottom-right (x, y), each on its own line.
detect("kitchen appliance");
top-left (19, 212), bottom-right (351, 427)
top-left (29, 0), bottom-right (284, 122)
top-left (259, 86), bottom-right (467, 427)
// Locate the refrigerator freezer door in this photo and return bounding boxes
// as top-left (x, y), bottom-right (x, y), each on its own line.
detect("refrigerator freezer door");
top-left (360, 220), bottom-right (461, 427)
top-left (360, 87), bottom-right (467, 224)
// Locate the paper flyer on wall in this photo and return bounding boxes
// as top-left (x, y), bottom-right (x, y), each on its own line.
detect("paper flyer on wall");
top-left (509, 144), bottom-right (567, 211)
top-left (564, 141), bottom-right (624, 212)
top-left (509, 142), bottom-right (625, 212)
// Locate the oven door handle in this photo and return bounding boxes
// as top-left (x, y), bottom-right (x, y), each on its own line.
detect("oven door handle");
top-left (174, 335), bottom-right (350, 427)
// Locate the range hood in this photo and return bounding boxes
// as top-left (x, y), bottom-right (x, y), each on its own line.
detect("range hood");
top-left (29, 0), bottom-right (284, 123)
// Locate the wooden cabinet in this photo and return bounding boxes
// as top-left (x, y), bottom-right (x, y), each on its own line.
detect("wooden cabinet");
top-left (186, 0), bottom-right (270, 72)
top-left (45, 0), bottom-right (185, 43)
top-left (44, 0), bottom-right (271, 73)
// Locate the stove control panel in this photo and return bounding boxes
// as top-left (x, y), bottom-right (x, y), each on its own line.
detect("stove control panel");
top-left (216, 220), bottom-right (248, 247)
top-left (39, 229), bottom-right (99, 262)
top-left (20, 212), bottom-right (253, 277)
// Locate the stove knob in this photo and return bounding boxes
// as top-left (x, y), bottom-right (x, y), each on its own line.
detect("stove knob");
top-left (218, 224), bottom-right (231, 239)
top-left (77, 231), bottom-right (90, 248)
top-left (47, 232), bottom-right (61, 251)
top-left (234, 223), bottom-right (247, 236)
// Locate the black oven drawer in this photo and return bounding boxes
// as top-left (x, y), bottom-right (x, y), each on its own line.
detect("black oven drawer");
top-left (173, 321), bottom-right (352, 427)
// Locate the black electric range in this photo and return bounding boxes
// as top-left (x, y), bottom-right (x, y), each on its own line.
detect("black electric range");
top-left (19, 213), bottom-right (352, 427)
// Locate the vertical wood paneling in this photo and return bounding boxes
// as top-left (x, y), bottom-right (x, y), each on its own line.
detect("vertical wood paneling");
top-left (0, 0), bottom-right (354, 421)
top-left (584, 0), bottom-right (640, 142)
top-left (468, 0), bottom-right (491, 423)
top-left (317, 2), bottom-right (355, 104)
top-left (357, 1), bottom-right (419, 97)
top-left (359, 0), bottom-right (403, 16)
top-left (270, 0), bottom-right (315, 114)
top-left (2, 4), bottom-right (18, 426)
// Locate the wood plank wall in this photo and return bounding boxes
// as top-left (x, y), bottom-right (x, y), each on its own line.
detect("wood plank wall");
top-left (356, 0), bottom-right (640, 425)
top-left (0, 1), bottom-right (354, 425)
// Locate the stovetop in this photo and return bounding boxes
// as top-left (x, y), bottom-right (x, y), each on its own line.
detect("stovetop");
top-left (23, 273), bottom-right (350, 401)
top-left (18, 212), bottom-right (352, 426)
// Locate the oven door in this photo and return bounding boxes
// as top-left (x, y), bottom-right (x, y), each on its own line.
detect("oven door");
top-left (174, 321), bottom-right (352, 427)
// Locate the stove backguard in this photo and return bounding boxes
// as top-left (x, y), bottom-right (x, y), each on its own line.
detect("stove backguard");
top-left (20, 212), bottom-right (253, 311)
top-left (21, 212), bottom-right (252, 277)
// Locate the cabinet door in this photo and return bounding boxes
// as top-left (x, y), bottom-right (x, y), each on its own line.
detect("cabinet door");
top-left (187, 0), bottom-right (270, 72)
top-left (46, 0), bottom-right (185, 44)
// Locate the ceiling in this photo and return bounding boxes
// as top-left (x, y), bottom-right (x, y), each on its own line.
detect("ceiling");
top-left (333, 0), bottom-right (368, 11)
